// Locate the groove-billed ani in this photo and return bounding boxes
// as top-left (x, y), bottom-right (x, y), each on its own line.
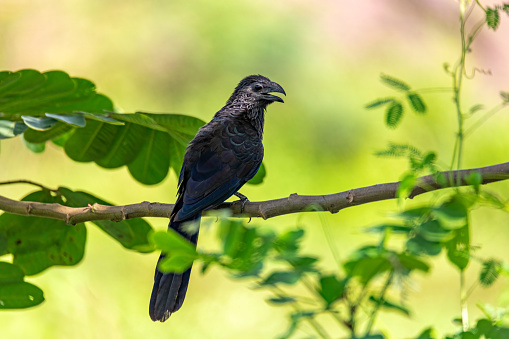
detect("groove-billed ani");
top-left (149, 75), bottom-right (285, 322)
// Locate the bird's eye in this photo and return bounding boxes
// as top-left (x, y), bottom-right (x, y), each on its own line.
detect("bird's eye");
top-left (253, 84), bottom-right (263, 91)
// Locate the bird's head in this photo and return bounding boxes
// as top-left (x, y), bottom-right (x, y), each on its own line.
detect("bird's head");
top-left (227, 75), bottom-right (286, 108)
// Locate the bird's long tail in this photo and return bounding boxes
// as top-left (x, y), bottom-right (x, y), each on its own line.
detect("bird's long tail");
top-left (149, 213), bottom-right (201, 322)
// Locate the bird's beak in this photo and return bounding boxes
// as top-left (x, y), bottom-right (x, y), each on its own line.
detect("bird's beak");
top-left (262, 82), bottom-right (286, 103)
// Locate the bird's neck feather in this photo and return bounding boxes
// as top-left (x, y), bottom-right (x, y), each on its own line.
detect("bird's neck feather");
top-left (221, 97), bottom-right (266, 139)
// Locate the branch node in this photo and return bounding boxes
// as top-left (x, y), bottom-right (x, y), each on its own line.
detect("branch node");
top-left (346, 190), bottom-right (354, 203)
top-left (65, 213), bottom-right (71, 225)
top-left (120, 207), bottom-right (126, 220)
top-left (26, 203), bottom-right (32, 214)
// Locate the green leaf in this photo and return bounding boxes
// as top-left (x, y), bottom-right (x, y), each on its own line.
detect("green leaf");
top-left (108, 112), bottom-right (167, 132)
top-left (503, 4), bottom-right (509, 16)
top-left (446, 224), bottom-right (470, 271)
top-left (58, 187), bottom-right (153, 252)
top-left (0, 262), bottom-right (25, 283)
top-left (344, 256), bottom-right (392, 285)
top-left (23, 122), bottom-right (73, 143)
top-left (366, 224), bottom-right (412, 235)
top-left (318, 275), bottom-right (345, 306)
top-left (406, 236), bottom-right (442, 256)
top-left (396, 253), bottom-right (430, 273)
top-left (247, 162), bottom-right (266, 185)
top-left (369, 296), bottom-right (410, 316)
top-left (266, 296), bottom-right (296, 305)
top-left (465, 171), bottom-right (482, 192)
top-left (147, 113), bottom-right (205, 146)
top-left (21, 116), bottom-right (57, 131)
top-left (287, 256), bottom-right (319, 273)
top-left (127, 129), bottom-right (170, 185)
top-left (486, 7), bottom-right (500, 30)
top-left (414, 327), bottom-right (437, 339)
top-left (0, 120), bottom-right (27, 139)
top-left (0, 70), bottom-right (113, 116)
top-left (64, 119), bottom-right (118, 162)
top-left (0, 263), bottom-right (44, 309)
top-left (476, 318), bottom-right (494, 336)
top-left (407, 93), bottom-right (426, 113)
top-left (433, 195), bottom-right (469, 230)
top-left (469, 104), bottom-right (484, 114)
top-left (480, 259), bottom-right (501, 287)
top-left (159, 252), bottom-right (197, 273)
top-left (500, 91), bottom-right (509, 103)
top-left (80, 112), bottom-right (124, 125)
top-left (21, 136), bottom-right (45, 153)
top-left (221, 219), bottom-right (248, 257)
top-left (385, 101), bottom-right (404, 128)
top-left (397, 206), bottom-right (432, 220)
top-left (417, 219), bottom-right (454, 242)
top-left (0, 190), bottom-right (86, 275)
top-left (397, 172), bottom-right (417, 199)
top-left (95, 123), bottom-right (149, 168)
top-left (150, 229), bottom-right (197, 256)
top-left (45, 113), bottom-right (86, 127)
top-left (479, 191), bottom-right (506, 209)
top-left (365, 98), bottom-right (394, 109)
top-left (260, 271), bottom-right (301, 286)
top-left (274, 228), bottom-right (305, 254)
top-left (380, 74), bottom-right (411, 91)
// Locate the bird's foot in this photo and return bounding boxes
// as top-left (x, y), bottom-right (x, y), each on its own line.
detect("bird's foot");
top-left (234, 192), bottom-right (249, 214)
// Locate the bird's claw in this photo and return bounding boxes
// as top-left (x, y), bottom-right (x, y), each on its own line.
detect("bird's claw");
top-left (234, 192), bottom-right (249, 214)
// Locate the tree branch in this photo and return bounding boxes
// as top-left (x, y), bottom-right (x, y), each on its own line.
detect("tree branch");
top-left (0, 162), bottom-right (508, 224)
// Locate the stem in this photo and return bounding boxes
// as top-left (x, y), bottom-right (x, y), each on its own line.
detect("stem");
top-left (0, 179), bottom-right (58, 193)
top-left (460, 271), bottom-right (469, 331)
top-left (318, 213), bottom-right (342, 268)
top-left (364, 272), bottom-right (394, 335)
top-left (464, 103), bottom-right (508, 136)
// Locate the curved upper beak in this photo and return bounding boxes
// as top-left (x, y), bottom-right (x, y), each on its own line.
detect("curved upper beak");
top-left (262, 82), bottom-right (286, 103)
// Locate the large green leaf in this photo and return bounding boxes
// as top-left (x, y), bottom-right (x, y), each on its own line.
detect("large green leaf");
top-left (0, 69), bottom-right (113, 116)
top-left (0, 190), bottom-right (86, 275)
top-left (64, 119), bottom-right (119, 162)
top-left (148, 113), bottom-right (205, 146)
top-left (23, 122), bottom-right (74, 143)
top-left (95, 123), bottom-right (149, 168)
top-left (58, 187), bottom-right (153, 252)
top-left (127, 129), bottom-right (171, 185)
top-left (0, 262), bottom-right (44, 309)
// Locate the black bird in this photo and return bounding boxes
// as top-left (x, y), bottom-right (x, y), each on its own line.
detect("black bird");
top-left (149, 75), bottom-right (285, 322)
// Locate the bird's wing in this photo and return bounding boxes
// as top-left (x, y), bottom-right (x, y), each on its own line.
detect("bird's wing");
top-left (173, 122), bottom-right (263, 222)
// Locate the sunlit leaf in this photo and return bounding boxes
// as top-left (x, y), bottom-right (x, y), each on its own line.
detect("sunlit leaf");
top-left (318, 275), bottom-right (345, 306)
top-left (380, 74), bottom-right (411, 91)
top-left (0, 190), bottom-right (86, 275)
top-left (365, 98), bottom-right (394, 109)
top-left (260, 271), bottom-right (301, 286)
top-left (480, 259), bottom-right (501, 287)
top-left (369, 295), bottom-right (410, 316)
top-left (21, 116), bottom-right (57, 131)
top-left (45, 113), bottom-right (86, 127)
top-left (0, 121), bottom-right (27, 139)
top-left (486, 7), bottom-right (500, 30)
top-left (59, 187), bottom-right (153, 252)
top-left (407, 93), bottom-right (426, 113)
top-left (386, 101), bottom-right (404, 128)
top-left (0, 262), bottom-right (44, 309)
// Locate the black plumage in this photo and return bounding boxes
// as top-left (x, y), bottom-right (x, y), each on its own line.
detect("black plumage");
top-left (149, 75), bottom-right (285, 322)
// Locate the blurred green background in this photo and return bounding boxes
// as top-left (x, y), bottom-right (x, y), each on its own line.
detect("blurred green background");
top-left (1, 0), bottom-right (509, 338)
